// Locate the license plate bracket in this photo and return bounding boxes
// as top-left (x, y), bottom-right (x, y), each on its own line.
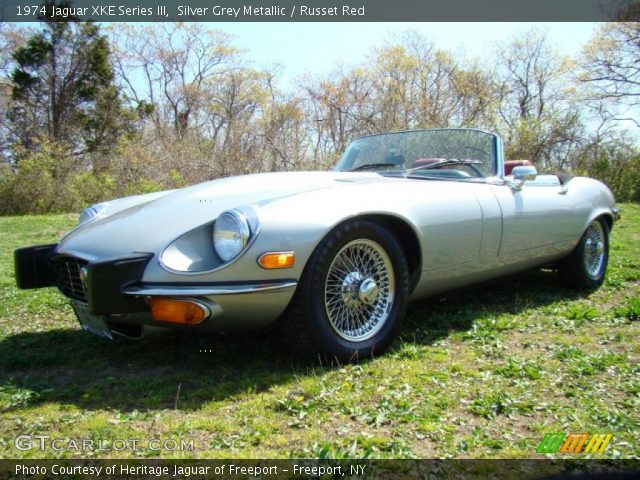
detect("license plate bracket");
top-left (72, 301), bottom-right (113, 340)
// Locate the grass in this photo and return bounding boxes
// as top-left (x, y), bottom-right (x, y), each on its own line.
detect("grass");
top-left (0, 205), bottom-right (638, 459)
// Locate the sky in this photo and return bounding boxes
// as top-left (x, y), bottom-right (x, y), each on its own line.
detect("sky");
top-left (217, 21), bottom-right (640, 135)
top-left (216, 22), bottom-right (601, 88)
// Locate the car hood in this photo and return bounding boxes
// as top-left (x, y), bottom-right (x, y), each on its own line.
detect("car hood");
top-left (57, 171), bottom-right (396, 259)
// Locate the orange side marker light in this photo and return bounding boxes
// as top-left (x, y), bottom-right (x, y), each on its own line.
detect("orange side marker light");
top-left (258, 252), bottom-right (295, 269)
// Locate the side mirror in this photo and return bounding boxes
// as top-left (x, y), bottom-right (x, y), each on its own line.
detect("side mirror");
top-left (511, 165), bottom-right (537, 190)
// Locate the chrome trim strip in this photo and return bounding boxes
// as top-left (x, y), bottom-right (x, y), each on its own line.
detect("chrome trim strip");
top-left (123, 281), bottom-right (298, 297)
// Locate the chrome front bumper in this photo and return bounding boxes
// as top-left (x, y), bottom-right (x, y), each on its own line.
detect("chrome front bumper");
top-left (15, 244), bottom-right (298, 336)
top-left (123, 281), bottom-right (298, 297)
top-left (122, 280), bottom-right (298, 331)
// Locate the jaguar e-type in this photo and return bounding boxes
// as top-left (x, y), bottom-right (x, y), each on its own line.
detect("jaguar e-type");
top-left (14, 129), bottom-right (619, 361)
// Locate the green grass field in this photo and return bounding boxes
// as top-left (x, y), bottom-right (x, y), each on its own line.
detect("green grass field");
top-left (0, 206), bottom-right (638, 459)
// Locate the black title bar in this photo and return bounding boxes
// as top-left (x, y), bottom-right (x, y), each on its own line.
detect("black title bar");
top-left (1, 0), bottom-right (639, 22)
top-left (3, 459), bottom-right (640, 480)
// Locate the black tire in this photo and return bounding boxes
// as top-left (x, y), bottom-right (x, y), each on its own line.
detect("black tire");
top-left (281, 220), bottom-right (410, 363)
top-left (559, 217), bottom-right (610, 289)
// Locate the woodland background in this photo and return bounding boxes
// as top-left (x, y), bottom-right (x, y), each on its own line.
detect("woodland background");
top-left (0, 17), bottom-right (639, 214)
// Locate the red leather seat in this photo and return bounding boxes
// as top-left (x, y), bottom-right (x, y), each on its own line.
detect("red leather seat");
top-left (504, 160), bottom-right (532, 175)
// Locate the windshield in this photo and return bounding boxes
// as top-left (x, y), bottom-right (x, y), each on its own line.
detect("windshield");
top-left (334, 129), bottom-right (498, 179)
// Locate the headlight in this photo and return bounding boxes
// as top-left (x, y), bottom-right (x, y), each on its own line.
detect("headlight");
top-left (78, 205), bottom-right (104, 225)
top-left (213, 210), bottom-right (251, 262)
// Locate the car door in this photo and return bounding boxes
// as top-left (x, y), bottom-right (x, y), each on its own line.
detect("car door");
top-left (491, 177), bottom-right (580, 258)
top-left (401, 180), bottom-right (483, 273)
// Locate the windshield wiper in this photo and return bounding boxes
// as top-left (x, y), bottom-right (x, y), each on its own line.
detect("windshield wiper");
top-left (404, 158), bottom-right (482, 174)
top-left (349, 163), bottom-right (402, 172)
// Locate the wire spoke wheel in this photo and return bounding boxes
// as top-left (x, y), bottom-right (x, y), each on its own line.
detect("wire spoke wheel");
top-left (559, 217), bottom-right (609, 289)
top-left (282, 219), bottom-right (409, 361)
top-left (583, 221), bottom-right (606, 277)
top-left (324, 239), bottom-right (395, 342)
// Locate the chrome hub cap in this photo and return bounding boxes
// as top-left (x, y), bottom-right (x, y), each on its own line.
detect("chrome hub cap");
top-left (341, 271), bottom-right (364, 308)
top-left (359, 278), bottom-right (379, 305)
top-left (583, 222), bottom-right (606, 277)
top-left (325, 239), bottom-right (394, 342)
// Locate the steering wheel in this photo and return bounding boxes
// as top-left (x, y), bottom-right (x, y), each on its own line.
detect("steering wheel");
top-left (435, 162), bottom-right (484, 178)
top-left (466, 163), bottom-right (484, 177)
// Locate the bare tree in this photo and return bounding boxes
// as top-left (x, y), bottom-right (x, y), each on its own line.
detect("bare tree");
top-left (580, 22), bottom-right (640, 126)
top-left (110, 23), bottom-right (239, 140)
top-left (492, 29), bottom-right (582, 169)
top-left (302, 66), bottom-right (376, 161)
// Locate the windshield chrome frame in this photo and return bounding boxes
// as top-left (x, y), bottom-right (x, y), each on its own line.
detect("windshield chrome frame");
top-left (335, 128), bottom-right (501, 178)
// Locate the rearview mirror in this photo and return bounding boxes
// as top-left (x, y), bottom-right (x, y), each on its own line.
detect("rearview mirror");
top-left (511, 165), bottom-right (537, 190)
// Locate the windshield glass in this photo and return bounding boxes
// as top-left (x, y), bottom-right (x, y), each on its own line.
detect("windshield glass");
top-left (334, 129), bottom-right (497, 178)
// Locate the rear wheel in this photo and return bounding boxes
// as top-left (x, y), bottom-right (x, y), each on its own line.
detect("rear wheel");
top-left (282, 220), bottom-right (410, 362)
top-left (559, 218), bottom-right (609, 289)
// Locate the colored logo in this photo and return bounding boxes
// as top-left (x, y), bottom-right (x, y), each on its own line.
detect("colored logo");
top-left (537, 433), bottom-right (612, 454)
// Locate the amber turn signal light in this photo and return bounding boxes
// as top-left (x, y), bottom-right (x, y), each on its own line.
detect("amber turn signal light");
top-left (147, 297), bottom-right (207, 325)
top-left (258, 251), bottom-right (295, 269)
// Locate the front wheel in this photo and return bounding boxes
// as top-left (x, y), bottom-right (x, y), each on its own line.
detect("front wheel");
top-left (559, 218), bottom-right (610, 289)
top-left (282, 220), bottom-right (410, 362)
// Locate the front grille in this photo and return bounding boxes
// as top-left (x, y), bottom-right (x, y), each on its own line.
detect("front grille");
top-left (54, 257), bottom-right (89, 303)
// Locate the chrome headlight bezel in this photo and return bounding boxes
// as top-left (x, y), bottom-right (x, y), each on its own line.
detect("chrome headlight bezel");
top-left (160, 206), bottom-right (259, 274)
top-left (212, 210), bottom-right (251, 263)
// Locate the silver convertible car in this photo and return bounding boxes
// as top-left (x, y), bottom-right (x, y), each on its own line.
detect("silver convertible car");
top-left (15, 129), bottom-right (618, 361)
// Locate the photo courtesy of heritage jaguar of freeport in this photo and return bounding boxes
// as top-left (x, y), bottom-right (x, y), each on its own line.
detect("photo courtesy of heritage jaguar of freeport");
top-left (15, 462), bottom-right (363, 477)
top-left (15, 128), bottom-right (619, 362)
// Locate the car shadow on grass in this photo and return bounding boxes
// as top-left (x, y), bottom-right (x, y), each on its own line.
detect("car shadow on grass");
top-left (0, 269), bottom-right (588, 413)
top-left (403, 268), bottom-right (588, 344)
top-left (0, 325), bottom-right (301, 412)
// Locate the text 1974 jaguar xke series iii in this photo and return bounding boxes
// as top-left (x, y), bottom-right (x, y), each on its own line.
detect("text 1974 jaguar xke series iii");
top-left (15, 129), bottom-right (619, 361)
